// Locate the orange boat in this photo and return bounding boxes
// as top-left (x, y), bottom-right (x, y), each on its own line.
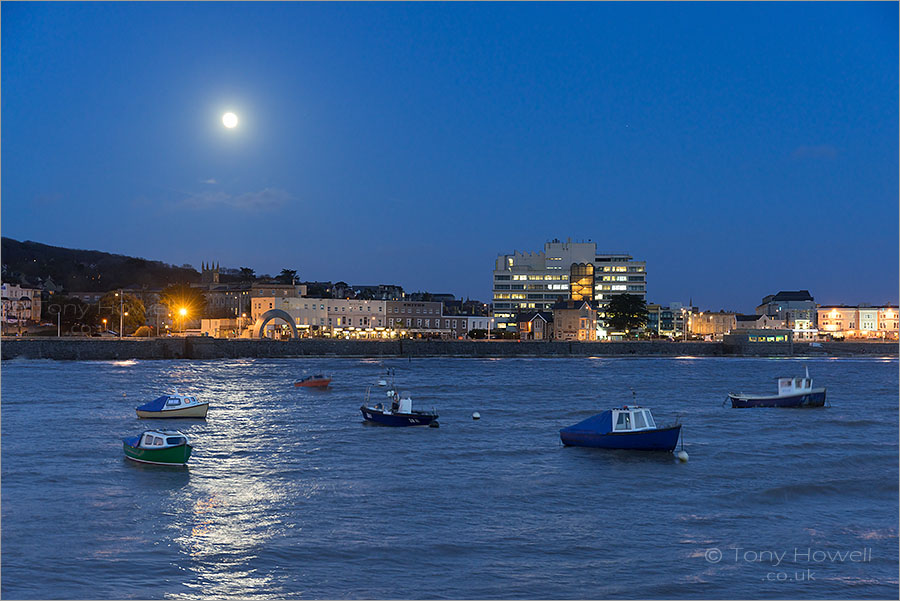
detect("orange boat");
top-left (295, 374), bottom-right (331, 388)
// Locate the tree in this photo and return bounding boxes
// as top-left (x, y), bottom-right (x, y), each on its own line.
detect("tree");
top-left (159, 284), bottom-right (207, 324)
top-left (277, 269), bottom-right (298, 284)
top-left (239, 267), bottom-right (256, 282)
top-left (605, 293), bottom-right (648, 335)
top-left (305, 282), bottom-right (330, 298)
top-left (43, 295), bottom-right (100, 334)
top-left (99, 292), bottom-right (146, 334)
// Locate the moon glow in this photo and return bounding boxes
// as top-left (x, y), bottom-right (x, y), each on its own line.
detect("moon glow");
top-left (222, 112), bottom-right (238, 128)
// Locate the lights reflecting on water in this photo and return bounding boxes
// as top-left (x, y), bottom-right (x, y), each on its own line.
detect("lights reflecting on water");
top-left (2, 357), bottom-right (897, 599)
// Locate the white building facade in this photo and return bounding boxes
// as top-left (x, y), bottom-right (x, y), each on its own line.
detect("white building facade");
top-left (250, 297), bottom-right (484, 338)
top-left (1, 282), bottom-right (42, 326)
top-left (817, 306), bottom-right (898, 340)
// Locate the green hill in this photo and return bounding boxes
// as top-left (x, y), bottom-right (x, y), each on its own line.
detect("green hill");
top-left (1, 237), bottom-right (200, 292)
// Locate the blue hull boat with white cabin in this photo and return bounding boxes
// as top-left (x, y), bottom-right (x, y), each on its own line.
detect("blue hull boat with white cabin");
top-left (728, 367), bottom-right (826, 408)
top-left (560, 406), bottom-right (681, 451)
top-left (136, 388), bottom-right (209, 418)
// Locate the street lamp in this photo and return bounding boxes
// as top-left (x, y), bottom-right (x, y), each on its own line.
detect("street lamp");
top-left (179, 307), bottom-right (188, 334)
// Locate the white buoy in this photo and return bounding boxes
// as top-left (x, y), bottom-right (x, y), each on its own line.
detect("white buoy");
top-left (123, 393), bottom-right (127, 397)
top-left (675, 450), bottom-right (689, 463)
top-left (472, 412), bottom-right (481, 420)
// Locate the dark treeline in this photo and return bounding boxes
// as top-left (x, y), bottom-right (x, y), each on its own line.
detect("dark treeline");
top-left (1, 237), bottom-right (200, 292)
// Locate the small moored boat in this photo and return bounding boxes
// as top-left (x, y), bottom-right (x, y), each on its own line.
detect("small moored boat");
top-left (123, 430), bottom-right (192, 465)
top-left (728, 367), bottom-right (826, 408)
top-left (295, 374), bottom-right (332, 388)
top-left (560, 406), bottom-right (681, 451)
top-left (136, 389), bottom-right (209, 418)
top-left (360, 388), bottom-right (438, 427)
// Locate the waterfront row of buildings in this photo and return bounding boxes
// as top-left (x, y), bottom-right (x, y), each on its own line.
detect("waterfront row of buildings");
top-left (227, 296), bottom-right (492, 339)
top-left (489, 240), bottom-right (896, 342)
top-left (646, 299), bottom-right (898, 341)
top-left (2, 238), bottom-right (897, 341)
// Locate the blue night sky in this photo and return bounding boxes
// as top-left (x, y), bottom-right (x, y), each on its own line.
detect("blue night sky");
top-left (2, 2), bottom-right (897, 312)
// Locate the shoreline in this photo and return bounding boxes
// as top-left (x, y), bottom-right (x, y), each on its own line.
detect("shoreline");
top-left (1, 337), bottom-right (896, 361)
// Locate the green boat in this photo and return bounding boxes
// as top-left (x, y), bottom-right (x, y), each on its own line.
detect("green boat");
top-left (123, 430), bottom-right (192, 466)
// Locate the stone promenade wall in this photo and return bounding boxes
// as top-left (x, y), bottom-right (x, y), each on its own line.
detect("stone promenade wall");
top-left (2, 337), bottom-right (896, 361)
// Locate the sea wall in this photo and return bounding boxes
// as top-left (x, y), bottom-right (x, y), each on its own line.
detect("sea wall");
top-left (1, 337), bottom-right (896, 361)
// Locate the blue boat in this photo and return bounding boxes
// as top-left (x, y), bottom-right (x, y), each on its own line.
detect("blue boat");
top-left (360, 388), bottom-right (438, 427)
top-left (728, 367), bottom-right (826, 408)
top-left (136, 388), bottom-right (209, 418)
top-left (560, 406), bottom-right (681, 451)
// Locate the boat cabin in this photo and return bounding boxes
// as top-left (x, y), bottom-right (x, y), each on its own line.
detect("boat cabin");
top-left (164, 392), bottom-right (199, 408)
top-left (611, 406), bottom-right (658, 432)
top-left (139, 430), bottom-right (188, 448)
top-left (777, 377), bottom-right (813, 395)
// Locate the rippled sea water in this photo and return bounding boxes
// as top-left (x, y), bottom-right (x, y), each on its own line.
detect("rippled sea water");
top-left (2, 356), bottom-right (897, 599)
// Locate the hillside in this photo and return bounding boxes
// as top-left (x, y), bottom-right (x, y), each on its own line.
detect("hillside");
top-left (1, 237), bottom-right (200, 292)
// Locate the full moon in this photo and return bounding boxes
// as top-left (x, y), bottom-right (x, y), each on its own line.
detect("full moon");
top-left (222, 112), bottom-right (238, 128)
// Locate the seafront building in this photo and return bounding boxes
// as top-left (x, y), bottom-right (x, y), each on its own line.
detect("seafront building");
top-left (492, 238), bottom-right (646, 338)
top-left (551, 299), bottom-right (598, 341)
top-left (245, 296), bottom-right (488, 339)
top-left (1, 282), bottom-right (42, 330)
top-left (647, 302), bottom-right (692, 338)
top-left (688, 311), bottom-right (738, 340)
top-left (734, 313), bottom-right (784, 330)
top-left (756, 290), bottom-right (817, 341)
top-left (816, 305), bottom-right (899, 340)
top-left (517, 311), bottom-right (553, 340)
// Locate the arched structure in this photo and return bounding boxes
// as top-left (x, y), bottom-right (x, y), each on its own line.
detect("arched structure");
top-left (251, 309), bottom-right (298, 339)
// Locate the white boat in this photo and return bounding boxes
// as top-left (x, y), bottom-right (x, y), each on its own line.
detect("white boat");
top-left (728, 367), bottom-right (826, 408)
top-left (136, 388), bottom-right (209, 418)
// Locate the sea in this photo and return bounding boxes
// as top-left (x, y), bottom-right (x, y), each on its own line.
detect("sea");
top-left (1, 355), bottom-right (897, 599)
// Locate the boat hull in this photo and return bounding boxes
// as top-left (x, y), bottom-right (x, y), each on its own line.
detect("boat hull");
top-left (136, 403), bottom-right (209, 418)
top-left (123, 440), bottom-right (192, 465)
top-left (295, 379), bottom-right (331, 388)
top-left (560, 424), bottom-right (682, 451)
top-left (360, 406), bottom-right (438, 427)
top-left (729, 389), bottom-right (826, 408)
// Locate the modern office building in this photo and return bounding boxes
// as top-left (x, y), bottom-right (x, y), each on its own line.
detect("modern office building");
top-left (647, 303), bottom-right (678, 338)
top-left (492, 238), bottom-right (646, 337)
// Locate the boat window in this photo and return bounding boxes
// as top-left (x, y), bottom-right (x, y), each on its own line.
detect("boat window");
top-left (143, 434), bottom-right (154, 445)
top-left (615, 412), bottom-right (632, 431)
top-left (186, 397), bottom-right (195, 403)
top-left (166, 397), bottom-right (181, 406)
top-left (644, 411), bottom-right (656, 428)
top-left (153, 437), bottom-right (164, 446)
top-left (633, 411), bottom-right (647, 429)
top-left (166, 437), bottom-right (185, 445)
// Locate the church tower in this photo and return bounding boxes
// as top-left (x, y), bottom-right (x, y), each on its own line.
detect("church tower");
top-left (201, 261), bottom-right (220, 285)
